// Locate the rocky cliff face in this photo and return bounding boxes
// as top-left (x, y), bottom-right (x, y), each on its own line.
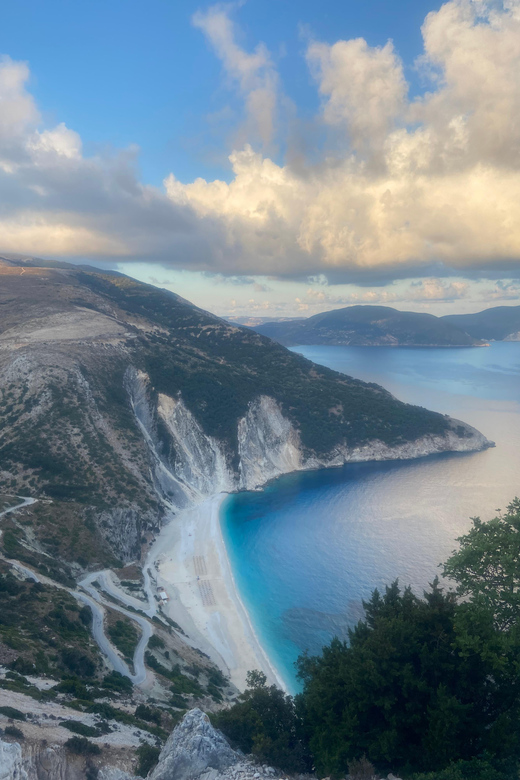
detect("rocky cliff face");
top-left (0, 737), bottom-right (88, 780)
top-left (125, 367), bottom-right (492, 510)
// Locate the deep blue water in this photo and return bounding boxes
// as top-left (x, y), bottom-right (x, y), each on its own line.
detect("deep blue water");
top-left (220, 342), bottom-right (520, 692)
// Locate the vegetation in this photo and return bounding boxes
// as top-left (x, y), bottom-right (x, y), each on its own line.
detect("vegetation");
top-left (76, 271), bottom-right (452, 456)
top-left (297, 580), bottom-right (520, 778)
top-left (216, 504), bottom-right (520, 780)
top-left (107, 615), bottom-right (140, 664)
top-left (64, 735), bottom-right (101, 755)
top-left (0, 706), bottom-right (25, 721)
top-left (0, 564), bottom-right (101, 678)
top-left (254, 305), bottom-right (479, 348)
top-left (443, 498), bottom-right (520, 629)
top-left (3, 725), bottom-right (24, 739)
top-left (60, 720), bottom-right (105, 737)
top-left (145, 651), bottom-right (204, 696)
top-left (136, 743), bottom-right (161, 776)
top-left (212, 671), bottom-right (311, 774)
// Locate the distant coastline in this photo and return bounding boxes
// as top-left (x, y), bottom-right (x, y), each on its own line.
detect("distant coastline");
top-left (290, 342), bottom-right (490, 349)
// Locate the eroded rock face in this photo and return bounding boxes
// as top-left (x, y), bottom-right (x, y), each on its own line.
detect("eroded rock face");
top-left (0, 738), bottom-right (88, 780)
top-left (150, 708), bottom-right (238, 780)
top-left (0, 738), bottom-right (27, 780)
top-left (238, 396), bottom-right (302, 490)
top-left (127, 368), bottom-right (493, 504)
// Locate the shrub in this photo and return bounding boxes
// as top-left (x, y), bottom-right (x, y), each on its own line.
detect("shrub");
top-left (148, 634), bottom-right (165, 650)
top-left (348, 756), bottom-right (377, 779)
top-left (8, 657), bottom-right (36, 675)
top-left (64, 736), bottom-right (101, 755)
top-left (135, 704), bottom-right (162, 725)
top-left (136, 744), bottom-right (161, 776)
top-left (107, 618), bottom-right (139, 661)
top-left (3, 725), bottom-right (24, 739)
top-left (61, 647), bottom-right (96, 677)
top-left (0, 706), bottom-right (25, 721)
top-left (410, 757), bottom-right (517, 780)
top-left (101, 671), bottom-right (133, 694)
top-left (60, 720), bottom-right (99, 737)
top-left (56, 677), bottom-right (91, 699)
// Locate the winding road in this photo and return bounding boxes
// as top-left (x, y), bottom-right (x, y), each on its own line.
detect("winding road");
top-left (0, 495), bottom-right (155, 686)
top-left (78, 571), bottom-right (156, 685)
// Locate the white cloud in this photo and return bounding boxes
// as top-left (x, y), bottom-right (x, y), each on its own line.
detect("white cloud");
top-left (192, 4), bottom-right (279, 147)
top-left (307, 37), bottom-right (407, 155)
top-left (2, 1), bottom-right (520, 287)
top-left (167, 0), bottom-right (520, 280)
top-left (303, 278), bottom-right (469, 308)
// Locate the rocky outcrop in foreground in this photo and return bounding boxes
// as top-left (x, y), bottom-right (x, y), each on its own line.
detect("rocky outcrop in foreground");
top-left (0, 708), bottom-right (293, 780)
top-left (0, 708), bottom-right (407, 780)
top-left (150, 709), bottom-right (279, 780)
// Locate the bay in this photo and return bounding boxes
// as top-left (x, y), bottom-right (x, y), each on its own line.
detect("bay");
top-left (220, 342), bottom-right (520, 692)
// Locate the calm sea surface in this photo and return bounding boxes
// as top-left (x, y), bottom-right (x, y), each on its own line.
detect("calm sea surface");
top-left (220, 343), bottom-right (520, 692)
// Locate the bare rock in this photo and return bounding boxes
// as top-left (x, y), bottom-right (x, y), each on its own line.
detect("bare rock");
top-left (150, 709), bottom-right (239, 780)
top-left (0, 738), bottom-right (27, 780)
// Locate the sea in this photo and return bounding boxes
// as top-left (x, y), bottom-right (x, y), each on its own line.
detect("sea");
top-left (220, 342), bottom-right (520, 693)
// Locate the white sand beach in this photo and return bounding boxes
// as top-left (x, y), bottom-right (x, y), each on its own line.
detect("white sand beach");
top-left (150, 495), bottom-right (286, 692)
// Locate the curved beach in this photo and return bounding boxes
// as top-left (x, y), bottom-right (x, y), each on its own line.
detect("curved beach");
top-left (151, 494), bottom-right (287, 692)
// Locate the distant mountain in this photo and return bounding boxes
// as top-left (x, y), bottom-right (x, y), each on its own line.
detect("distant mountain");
top-left (253, 305), bottom-right (482, 347)
top-left (442, 306), bottom-right (520, 341)
top-left (226, 315), bottom-right (302, 327)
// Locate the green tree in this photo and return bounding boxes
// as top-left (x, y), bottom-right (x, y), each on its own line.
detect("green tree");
top-left (443, 498), bottom-right (520, 629)
top-left (212, 670), bottom-right (311, 773)
top-left (297, 580), bottom-right (520, 778)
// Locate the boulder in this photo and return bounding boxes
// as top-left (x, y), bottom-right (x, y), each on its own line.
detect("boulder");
top-left (150, 709), bottom-right (238, 780)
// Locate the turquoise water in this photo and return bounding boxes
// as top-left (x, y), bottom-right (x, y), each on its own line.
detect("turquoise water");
top-left (220, 342), bottom-right (520, 692)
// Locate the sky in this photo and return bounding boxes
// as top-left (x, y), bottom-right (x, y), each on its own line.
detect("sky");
top-left (2, 0), bottom-right (520, 318)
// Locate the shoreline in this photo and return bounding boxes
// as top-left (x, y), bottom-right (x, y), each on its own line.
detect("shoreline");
top-left (150, 494), bottom-right (287, 692)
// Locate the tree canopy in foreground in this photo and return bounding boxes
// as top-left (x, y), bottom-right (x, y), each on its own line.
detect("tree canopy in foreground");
top-left (214, 501), bottom-right (520, 780)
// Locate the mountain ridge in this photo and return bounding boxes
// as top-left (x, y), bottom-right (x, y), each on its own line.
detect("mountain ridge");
top-left (252, 304), bottom-right (484, 347)
top-left (442, 305), bottom-right (520, 341)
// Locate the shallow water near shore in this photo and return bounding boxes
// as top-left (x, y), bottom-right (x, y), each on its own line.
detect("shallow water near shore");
top-left (220, 342), bottom-right (520, 692)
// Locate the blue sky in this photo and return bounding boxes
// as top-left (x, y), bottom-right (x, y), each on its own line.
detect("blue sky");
top-left (1, 0), bottom-right (520, 318)
top-left (1, 0), bottom-right (442, 185)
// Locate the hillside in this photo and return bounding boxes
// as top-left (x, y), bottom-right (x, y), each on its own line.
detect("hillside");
top-left (253, 305), bottom-right (481, 347)
top-left (0, 262), bottom-right (488, 528)
top-left (443, 305), bottom-right (520, 341)
top-left (0, 257), bottom-right (492, 776)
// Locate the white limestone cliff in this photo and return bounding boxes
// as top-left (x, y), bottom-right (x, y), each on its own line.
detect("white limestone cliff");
top-left (238, 396), bottom-right (302, 490)
top-left (125, 367), bottom-right (492, 506)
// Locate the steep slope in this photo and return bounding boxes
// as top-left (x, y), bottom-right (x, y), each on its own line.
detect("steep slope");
top-left (0, 259), bottom-right (493, 777)
top-left (443, 305), bottom-right (520, 341)
top-left (253, 305), bottom-right (481, 347)
top-left (0, 260), bottom-right (490, 568)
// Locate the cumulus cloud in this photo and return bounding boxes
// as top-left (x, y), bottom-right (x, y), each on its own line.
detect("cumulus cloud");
top-left (192, 4), bottom-right (279, 147)
top-left (486, 280), bottom-right (520, 300)
top-left (3, 2), bottom-right (520, 286)
top-left (167, 0), bottom-right (520, 280)
top-left (307, 37), bottom-right (407, 156)
top-left (0, 56), bottom-right (223, 260)
top-left (303, 278), bottom-right (469, 309)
